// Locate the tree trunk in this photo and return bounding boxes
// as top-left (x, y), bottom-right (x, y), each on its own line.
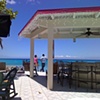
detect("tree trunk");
top-left (0, 38), bottom-right (3, 49)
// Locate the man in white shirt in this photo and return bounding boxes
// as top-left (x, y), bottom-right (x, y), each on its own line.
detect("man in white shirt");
top-left (40, 54), bottom-right (46, 72)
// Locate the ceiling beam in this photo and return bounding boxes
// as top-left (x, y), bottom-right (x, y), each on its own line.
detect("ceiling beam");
top-left (28, 27), bottom-right (47, 38)
top-left (95, 12), bottom-right (100, 18)
top-left (37, 18), bottom-right (100, 28)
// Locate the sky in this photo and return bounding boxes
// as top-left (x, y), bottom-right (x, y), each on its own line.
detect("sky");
top-left (1, 0), bottom-right (100, 59)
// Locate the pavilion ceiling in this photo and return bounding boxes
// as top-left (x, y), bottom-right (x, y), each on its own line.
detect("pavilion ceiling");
top-left (19, 7), bottom-right (100, 39)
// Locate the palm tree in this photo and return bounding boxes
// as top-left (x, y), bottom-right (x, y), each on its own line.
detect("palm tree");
top-left (0, 38), bottom-right (3, 49)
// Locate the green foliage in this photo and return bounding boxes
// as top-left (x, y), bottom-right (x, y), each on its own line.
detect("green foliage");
top-left (0, 0), bottom-right (18, 19)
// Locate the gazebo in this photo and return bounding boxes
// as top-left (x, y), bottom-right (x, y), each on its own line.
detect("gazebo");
top-left (18, 6), bottom-right (100, 89)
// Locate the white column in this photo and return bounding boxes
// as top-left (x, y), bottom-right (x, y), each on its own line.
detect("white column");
top-left (30, 38), bottom-right (34, 78)
top-left (47, 24), bottom-right (54, 89)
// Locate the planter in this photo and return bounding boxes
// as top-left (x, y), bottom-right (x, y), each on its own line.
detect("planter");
top-left (0, 14), bottom-right (11, 37)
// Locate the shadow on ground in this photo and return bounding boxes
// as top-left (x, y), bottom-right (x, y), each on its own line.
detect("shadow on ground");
top-left (0, 97), bottom-right (22, 100)
top-left (12, 97), bottom-right (22, 100)
top-left (32, 73), bottom-right (100, 93)
top-left (33, 75), bottom-right (47, 87)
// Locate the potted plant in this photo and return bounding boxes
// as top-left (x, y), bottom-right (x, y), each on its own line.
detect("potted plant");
top-left (0, 0), bottom-right (18, 49)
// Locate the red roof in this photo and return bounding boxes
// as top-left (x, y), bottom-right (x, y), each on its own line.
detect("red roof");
top-left (18, 6), bottom-right (100, 36)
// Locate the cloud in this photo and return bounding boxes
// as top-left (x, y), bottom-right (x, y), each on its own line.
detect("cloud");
top-left (6, 0), bottom-right (16, 4)
top-left (65, 55), bottom-right (78, 59)
top-left (37, 0), bottom-right (40, 4)
top-left (29, 0), bottom-right (35, 1)
top-left (27, 0), bottom-right (35, 2)
top-left (55, 55), bottom-right (64, 58)
top-left (66, 55), bottom-right (71, 58)
top-left (26, 0), bottom-right (40, 4)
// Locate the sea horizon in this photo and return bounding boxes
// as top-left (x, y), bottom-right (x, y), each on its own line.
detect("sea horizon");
top-left (0, 57), bottom-right (100, 72)
top-left (0, 57), bottom-right (100, 60)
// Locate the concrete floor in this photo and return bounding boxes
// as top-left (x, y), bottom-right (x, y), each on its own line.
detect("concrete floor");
top-left (8, 71), bottom-right (100, 100)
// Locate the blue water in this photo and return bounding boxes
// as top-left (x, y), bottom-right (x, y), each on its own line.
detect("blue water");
top-left (0, 58), bottom-right (100, 71)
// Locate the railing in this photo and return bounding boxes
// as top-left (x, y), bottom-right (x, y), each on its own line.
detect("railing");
top-left (0, 62), bottom-right (6, 70)
top-left (71, 62), bottom-right (100, 91)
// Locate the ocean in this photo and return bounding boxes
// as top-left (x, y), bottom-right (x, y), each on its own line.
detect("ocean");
top-left (0, 58), bottom-right (100, 71)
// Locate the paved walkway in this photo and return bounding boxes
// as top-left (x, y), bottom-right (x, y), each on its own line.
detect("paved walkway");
top-left (12, 71), bottom-right (100, 100)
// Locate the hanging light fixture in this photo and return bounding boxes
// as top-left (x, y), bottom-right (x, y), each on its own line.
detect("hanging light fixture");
top-left (73, 38), bottom-right (76, 42)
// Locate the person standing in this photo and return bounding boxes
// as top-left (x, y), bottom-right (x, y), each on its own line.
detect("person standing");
top-left (34, 55), bottom-right (38, 76)
top-left (40, 54), bottom-right (46, 72)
